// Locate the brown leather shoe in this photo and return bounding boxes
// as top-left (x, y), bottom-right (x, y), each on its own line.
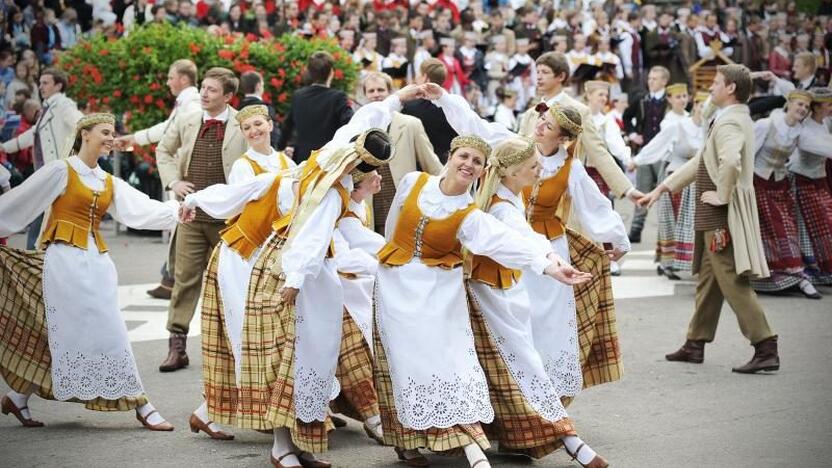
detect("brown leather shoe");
top-left (146, 278), bottom-right (174, 300)
top-left (297, 452), bottom-right (331, 468)
top-left (135, 410), bottom-right (174, 431)
top-left (394, 447), bottom-right (430, 467)
top-left (189, 413), bottom-right (234, 440)
top-left (159, 334), bottom-right (189, 372)
top-left (565, 443), bottom-right (609, 468)
top-left (732, 335), bottom-right (780, 374)
top-left (1, 395), bottom-right (44, 427)
top-left (665, 339), bottom-right (705, 363)
top-left (270, 453), bottom-right (302, 468)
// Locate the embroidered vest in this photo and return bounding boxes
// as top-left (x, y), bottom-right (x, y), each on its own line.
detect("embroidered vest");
top-left (378, 173), bottom-right (476, 269)
top-left (40, 161), bottom-right (114, 253)
top-left (522, 155), bottom-right (573, 240)
top-left (220, 174), bottom-right (287, 260)
top-left (469, 194), bottom-right (522, 289)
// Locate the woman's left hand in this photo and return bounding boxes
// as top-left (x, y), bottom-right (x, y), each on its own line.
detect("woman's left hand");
top-left (279, 287), bottom-right (299, 305)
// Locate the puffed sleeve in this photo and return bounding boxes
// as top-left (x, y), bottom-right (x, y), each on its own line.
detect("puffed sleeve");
top-left (0, 161), bottom-right (68, 237)
top-left (632, 120), bottom-right (677, 166)
top-left (487, 201), bottom-right (553, 256)
top-left (281, 187), bottom-right (343, 289)
top-left (333, 229), bottom-right (379, 276)
top-left (338, 216), bottom-right (386, 256)
top-left (436, 91), bottom-right (515, 146)
top-left (183, 173), bottom-right (278, 220)
top-left (568, 160), bottom-right (631, 252)
top-left (227, 158), bottom-right (257, 185)
top-left (110, 178), bottom-right (179, 231)
top-left (457, 209), bottom-right (551, 274)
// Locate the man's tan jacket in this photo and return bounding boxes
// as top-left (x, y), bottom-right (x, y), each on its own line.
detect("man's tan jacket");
top-left (387, 112), bottom-right (444, 185)
top-left (156, 107), bottom-right (247, 189)
top-left (664, 104), bottom-right (769, 278)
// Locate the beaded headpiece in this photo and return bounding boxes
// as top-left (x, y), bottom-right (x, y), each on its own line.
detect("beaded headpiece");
top-left (450, 135), bottom-right (492, 158)
top-left (235, 104), bottom-right (270, 124)
top-left (694, 91), bottom-right (710, 103)
top-left (810, 87), bottom-right (832, 103)
top-left (787, 90), bottom-right (813, 104)
top-left (350, 168), bottom-right (375, 184)
top-left (665, 83), bottom-right (689, 96)
top-left (535, 103), bottom-right (582, 138)
top-left (76, 113), bottom-right (115, 134)
top-left (488, 136), bottom-right (535, 171)
top-left (584, 80), bottom-right (610, 94)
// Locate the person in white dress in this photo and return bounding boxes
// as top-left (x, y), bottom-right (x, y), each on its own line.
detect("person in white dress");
top-left (629, 84), bottom-right (706, 279)
top-left (372, 132), bottom-right (584, 468)
top-left (0, 113), bottom-right (179, 431)
top-left (492, 87), bottom-right (518, 131)
top-left (423, 83), bottom-right (630, 403)
top-left (175, 105), bottom-right (296, 441)
top-left (466, 135), bottom-right (609, 467)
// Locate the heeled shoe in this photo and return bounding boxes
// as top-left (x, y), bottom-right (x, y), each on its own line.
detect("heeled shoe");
top-left (270, 452), bottom-right (302, 468)
top-left (135, 410), bottom-right (174, 431)
top-left (564, 443), bottom-right (610, 468)
top-left (188, 413), bottom-right (234, 440)
top-left (1, 395), bottom-right (44, 427)
top-left (394, 447), bottom-right (430, 467)
top-left (297, 451), bottom-right (331, 468)
top-left (363, 419), bottom-right (384, 445)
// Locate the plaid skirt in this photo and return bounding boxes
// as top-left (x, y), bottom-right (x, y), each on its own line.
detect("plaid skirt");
top-left (0, 246), bottom-right (147, 412)
top-left (330, 310), bottom-right (378, 422)
top-left (373, 300), bottom-right (489, 453)
top-left (567, 230), bottom-right (622, 389)
top-left (792, 174), bottom-right (832, 285)
top-left (752, 175), bottom-right (805, 291)
top-left (220, 234), bottom-right (333, 452)
top-left (656, 189), bottom-right (683, 269)
top-left (467, 282), bottom-right (576, 459)
top-left (671, 184), bottom-right (696, 273)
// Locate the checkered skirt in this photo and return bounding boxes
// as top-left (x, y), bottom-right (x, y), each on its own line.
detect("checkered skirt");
top-left (671, 184), bottom-right (695, 273)
top-left (208, 234), bottom-right (332, 451)
top-left (466, 282), bottom-right (576, 459)
top-left (330, 310), bottom-right (379, 422)
top-left (656, 190), bottom-right (682, 269)
top-left (567, 230), bottom-right (622, 389)
top-left (752, 175), bottom-right (805, 291)
top-left (0, 245), bottom-right (147, 412)
top-left (792, 174), bottom-right (832, 285)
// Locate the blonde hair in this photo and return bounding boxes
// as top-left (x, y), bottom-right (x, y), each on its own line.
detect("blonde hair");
top-left (475, 136), bottom-right (536, 213)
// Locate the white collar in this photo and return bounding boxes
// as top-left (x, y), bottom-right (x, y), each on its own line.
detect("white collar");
top-left (650, 89), bottom-right (666, 100)
top-left (428, 174), bottom-right (473, 205)
top-left (203, 106), bottom-right (229, 123)
top-left (68, 155), bottom-right (108, 181)
top-left (544, 90), bottom-right (568, 106)
top-left (495, 183), bottom-right (524, 210)
top-left (798, 76), bottom-right (814, 89)
top-left (348, 199), bottom-right (367, 220)
top-left (540, 146), bottom-right (567, 171)
top-left (247, 147), bottom-right (279, 163)
top-left (176, 86), bottom-right (199, 105)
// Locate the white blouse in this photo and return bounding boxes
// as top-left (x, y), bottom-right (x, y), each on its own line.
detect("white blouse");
top-left (183, 172), bottom-right (295, 220)
top-left (592, 112), bottom-right (632, 166)
top-left (385, 172), bottom-right (551, 274)
top-left (0, 156), bottom-right (178, 237)
top-left (490, 183), bottom-right (553, 256)
top-left (227, 148), bottom-right (296, 185)
top-left (334, 200), bottom-right (386, 276)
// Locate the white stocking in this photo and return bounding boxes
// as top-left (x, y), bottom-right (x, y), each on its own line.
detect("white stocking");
top-left (272, 427), bottom-right (300, 466)
top-left (6, 390), bottom-right (32, 419)
top-left (562, 435), bottom-right (598, 465)
top-left (136, 403), bottom-right (166, 426)
top-left (194, 401), bottom-right (226, 433)
top-left (365, 414), bottom-right (382, 438)
top-left (463, 443), bottom-right (490, 468)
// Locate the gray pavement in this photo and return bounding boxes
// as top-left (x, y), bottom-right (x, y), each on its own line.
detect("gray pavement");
top-left (1, 207), bottom-right (830, 468)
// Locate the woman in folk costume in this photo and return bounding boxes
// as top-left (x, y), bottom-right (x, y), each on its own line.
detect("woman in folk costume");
top-left (790, 88), bottom-right (832, 287)
top-left (246, 125), bottom-right (393, 468)
top-left (750, 91), bottom-right (829, 299)
top-left (373, 134), bottom-right (584, 468)
top-left (629, 85), bottom-right (707, 279)
top-left (174, 105), bottom-right (296, 441)
top-left (0, 113), bottom-right (179, 430)
top-left (329, 169), bottom-right (386, 444)
top-left (425, 84), bottom-right (629, 403)
top-left (466, 136), bottom-right (609, 468)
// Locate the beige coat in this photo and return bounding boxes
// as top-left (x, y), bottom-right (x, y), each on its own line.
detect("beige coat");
top-left (387, 112), bottom-right (444, 185)
top-left (156, 107), bottom-right (247, 189)
top-left (664, 104), bottom-right (769, 279)
top-left (517, 92), bottom-right (633, 197)
top-left (2, 93), bottom-right (83, 166)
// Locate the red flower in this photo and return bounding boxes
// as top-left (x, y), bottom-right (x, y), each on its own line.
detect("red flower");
top-left (133, 75), bottom-right (141, 81)
top-left (99, 48), bottom-right (110, 56)
top-left (218, 49), bottom-right (235, 60)
top-left (333, 69), bottom-right (344, 80)
top-left (245, 33), bottom-right (257, 42)
top-left (130, 95), bottom-right (140, 105)
top-left (332, 52), bottom-right (341, 61)
top-left (143, 95), bottom-right (154, 104)
top-left (270, 77), bottom-right (284, 88)
top-left (189, 43), bottom-right (201, 54)
top-left (102, 96), bottom-right (111, 104)
top-left (277, 92), bottom-right (288, 103)
top-left (262, 92), bottom-right (272, 103)
top-left (224, 35), bottom-right (236, 45)
top-left (156, 99), bottom-right (167, 109)
top-left (113, 89), bottom-right (122, 98)
top-left (274, 43), bottom-right (286, 52)
top-left (278, 68), bottom-right (286, 78)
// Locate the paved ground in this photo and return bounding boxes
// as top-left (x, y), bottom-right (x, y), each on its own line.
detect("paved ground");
top-left (1, 206), bottom-right (830, 468)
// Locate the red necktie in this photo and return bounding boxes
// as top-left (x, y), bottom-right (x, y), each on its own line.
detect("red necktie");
top-left (200, 119), bottom-right (225, 140)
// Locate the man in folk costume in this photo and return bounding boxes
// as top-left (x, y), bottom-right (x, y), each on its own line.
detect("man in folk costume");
top-left (172, 105), bottom-right (296, 441)
top-left (748, 91), bottom-right (829, 299)
top-left (790, 88), bottom-right (832, 287)
top-left (694, 12), bottom-right (733, 61)
top-left (1, 67), bottom-right (83, 250)
top-left (155, 67), bottom-right (247, 372)
top-left (517, 53), bottom-right (643, 211)
top-left (360, 72), bottom-right (443, 235)
top-left (353, 31), bottom-right (384, 80)
top-left (641, 64), bottom-right (780, 374)
top-left (114, 59), bottom-right (201, 301)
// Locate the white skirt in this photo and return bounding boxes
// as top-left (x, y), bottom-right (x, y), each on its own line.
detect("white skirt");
top-left (341, 274), bottom-right (375, 350)
top-left (293, 258), bottom-right (343, 423)
top-left (375, 261), bottom-right (493, 431)
top-left (468, 281), bottom-right (568, 422)
top-left (42, 238), bottom-right (144, 401)
top-left (216, 242), bottom-right (263, 385)
top-left (521, 235), bottom-right (582, 397)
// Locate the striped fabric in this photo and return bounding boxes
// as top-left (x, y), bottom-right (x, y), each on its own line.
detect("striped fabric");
top-left (467, 283), bottom-right (576, 459)
top-left (751, 175), bottom-right (805, 292)
top-left (330, 311), bottom-right (379, 422)
top-left (0, 246), bottom-right (147, 412)
top-left (792, 174), bottom-right (832, 285)
top-left (566, 229), bottom-right (622, 389)
top-left (671, 184), bottom-right (696, 273)
top-left (656, 190), bottom-right (682, 269)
